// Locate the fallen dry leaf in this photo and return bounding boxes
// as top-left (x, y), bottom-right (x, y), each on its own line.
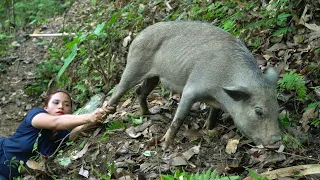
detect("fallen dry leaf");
top-left (121, 98), bottom-right (132, 107)
top-left (116, 141), bottom-right (130, 155)
top-left (122, 32), bottom-right (132, 47)
top-left (225, 139), bottom-right (240, 154)
top-left (79, 165), bottom-right (89, 178)
top-left (299, 107), bottom-right (319, 132)
top-left (304, 23), bottom-right (320, 32)
top-left (114, 168), bottom-right (135, 179)
top-left (182, 145), bottom-right (200, 161)
top-left (126, 127), bottom-right (142, 138)
top-left (266, 43), bottom-right (288, 52)
top-left (169, 155), bottom-right (188, 166)
top-left (125, 120), bottom-right (152, 138)
top-left (150, 98), bottom-right (165, 105)
top-left (26, 156), bottom-right (46, 171)
top-left (71, 142), bottom-right (91, 160)
top-left (182, 129), bottom-right (202, 142)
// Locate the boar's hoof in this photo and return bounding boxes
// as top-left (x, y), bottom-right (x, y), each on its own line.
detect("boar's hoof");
top-left (161, 130), bottom-right (174, 150)
top-left (102, 101), bottom-right (117, 114)
top-left (105, 105), bottom-right (117, 114)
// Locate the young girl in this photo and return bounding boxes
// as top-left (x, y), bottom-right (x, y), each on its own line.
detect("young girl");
top-left (0, 90), bottom-right (109, 179)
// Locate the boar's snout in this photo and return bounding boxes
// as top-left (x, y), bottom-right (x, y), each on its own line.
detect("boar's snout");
top-left (254, 132), bottom-right (282, 147)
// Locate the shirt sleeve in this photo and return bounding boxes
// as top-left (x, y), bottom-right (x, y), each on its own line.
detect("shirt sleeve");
top-left (25, 108), bottom-right (48, 125)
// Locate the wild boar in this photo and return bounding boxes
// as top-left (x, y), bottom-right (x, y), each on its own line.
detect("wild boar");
top-left (105, 21), bottom-right (282, 149)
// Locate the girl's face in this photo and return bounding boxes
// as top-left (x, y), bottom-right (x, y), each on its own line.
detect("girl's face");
top-left (44, 92), bottom-right (72, 116)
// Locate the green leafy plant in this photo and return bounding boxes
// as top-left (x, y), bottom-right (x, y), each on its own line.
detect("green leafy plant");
top-left (0, 33), bottom-right (13, 56)
top-left (278, 71), bottom-right (307, 99)
top-left (247, 169), bottom-right (268, 180)
top-left (93, 168), bottom-right (111, 180)
top-left (78, 140), bottom-right (87, 149)
top-left (279, 113), bottom-right (291, 127)
top-left (32, 130), bottom-right (42, 153)
top-left (106, 120), bottom-right (125, 131)
top-left (127, 115), bottom-right (143, 126)
top-left (57, 150), bottom-right (64, 158)
top-left (161, 168), bottom-right (240, 180)
top-left (305, 101), bottom-right (320, 110)
top-left (4, 156), bottom-right (25, 179)
top-left (98, 120), bottom-right (126, 144)
top-left (283, 134), bottom-right (305, 150)
top-left (99, 132), bottom-right (109, 143)
top-left (311, 118), bottom-right (320, 128)
top-left (4, 0), bottom-right (71, 28)
top-left (93, 161), bottom-right (115, 180)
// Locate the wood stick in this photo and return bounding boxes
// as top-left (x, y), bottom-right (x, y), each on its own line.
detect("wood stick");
top-left (29, 33), bottom-right (76, 37)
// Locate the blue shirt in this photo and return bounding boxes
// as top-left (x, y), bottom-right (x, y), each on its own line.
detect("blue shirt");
top-left (0, 108), bottom-right (70, 179)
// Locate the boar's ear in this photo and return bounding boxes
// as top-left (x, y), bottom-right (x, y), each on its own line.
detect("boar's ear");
top-left (223, 86), bottom-right (251, 101)
top-left (265, 67), bottom-right (278, 85)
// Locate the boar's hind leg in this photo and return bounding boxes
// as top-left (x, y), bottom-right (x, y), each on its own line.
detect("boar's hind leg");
top-left (135, 77), bottom-right (159, 115)
top-left (162, 90), bottom-right (195, 150)
top-left (205, 107), bottom-right (222, 129)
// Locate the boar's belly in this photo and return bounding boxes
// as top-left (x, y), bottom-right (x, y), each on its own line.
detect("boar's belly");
top-left (160, 77), bottom-right (185, 94)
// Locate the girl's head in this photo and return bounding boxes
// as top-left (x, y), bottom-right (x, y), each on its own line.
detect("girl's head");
top-left (44, 89), bottom-right (72, 115)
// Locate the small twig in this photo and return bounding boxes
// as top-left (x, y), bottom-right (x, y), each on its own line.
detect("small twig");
top-left (15, 60), bottom-right (20, 72)
top-left (87, 43), bottom-right (109, 85)
top-left (299, 5), bottom-right (310, 25)
top-left (164, 0), bottom-right (173, 10)
top-left (155, 134), bottom-right (162, 176)
top-left (276, 151), bottom-right (320, 162)
top-left (29, 33), bottom-right (76, 37)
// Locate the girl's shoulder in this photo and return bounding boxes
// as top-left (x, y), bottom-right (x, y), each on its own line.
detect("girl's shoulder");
top-left (24, 108), bottom-right (48, 124)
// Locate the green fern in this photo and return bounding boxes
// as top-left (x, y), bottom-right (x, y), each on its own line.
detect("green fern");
top-left (161, 168), bottom-right (240, 180)
top-left (272, 27), bottom-right (292, 36)
top-left (278, 71), bottom-right (307, 99)
top-left (106, 120), bottom-right (125, 131)
top-left (247, 169), bottom-right (269, 180)
top-left (305, 101), bottom-right (320, 110)
top-left (283, 135), bottom-right (305, 150)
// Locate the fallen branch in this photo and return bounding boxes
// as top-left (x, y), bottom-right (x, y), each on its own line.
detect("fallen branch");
top-left (244, 164), bottom-right (320, 180)
top-left (29, 33), bottom-right (76, 37)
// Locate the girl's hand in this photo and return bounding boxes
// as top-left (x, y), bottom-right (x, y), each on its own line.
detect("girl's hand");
top-left (102, 100), bottom-right (117, 114)
top-left (89, 108), bottom-right (106, 123)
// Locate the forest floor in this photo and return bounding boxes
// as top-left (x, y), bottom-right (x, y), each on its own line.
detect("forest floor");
top-left (0, 0), bottom-right (319, 180)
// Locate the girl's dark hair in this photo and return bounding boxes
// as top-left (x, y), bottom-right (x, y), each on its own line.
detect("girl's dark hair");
top-left (44, 89), bottom-right (72, 107)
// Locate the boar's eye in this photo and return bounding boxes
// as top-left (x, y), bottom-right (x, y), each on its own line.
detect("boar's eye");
top-left (255, 107), bottom-right (263, 116)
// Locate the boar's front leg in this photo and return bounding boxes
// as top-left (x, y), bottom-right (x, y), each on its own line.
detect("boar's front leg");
top-left (162, 90), bottom-right (195, 150)
top-left (135, 77), bottom-right (160, 115)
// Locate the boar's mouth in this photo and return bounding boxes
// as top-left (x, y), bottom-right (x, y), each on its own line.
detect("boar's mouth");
top-left (251, 135), bottom-right (282, 149)
top-left (264, 142), bottom-right (282, 149)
